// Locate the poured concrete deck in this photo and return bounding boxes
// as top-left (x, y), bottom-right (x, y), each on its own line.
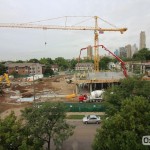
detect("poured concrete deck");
top-left (75, 71), bottom-right (125, 84)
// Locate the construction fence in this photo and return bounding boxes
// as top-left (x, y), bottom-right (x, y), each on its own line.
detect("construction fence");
top-left (65, 103), bottom-right (106, 112)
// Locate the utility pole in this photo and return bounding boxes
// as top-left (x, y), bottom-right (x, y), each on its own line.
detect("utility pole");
top-left (33, 74), bottom-right (35, 102)
top-left (31, 64), bottom-right (35, 102)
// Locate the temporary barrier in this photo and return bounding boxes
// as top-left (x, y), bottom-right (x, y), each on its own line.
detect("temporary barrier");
top-left (65, 102), bottom-right (105, 112)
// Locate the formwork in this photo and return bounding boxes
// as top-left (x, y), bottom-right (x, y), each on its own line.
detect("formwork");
top-left (75, 71), bottom-right (125, 94)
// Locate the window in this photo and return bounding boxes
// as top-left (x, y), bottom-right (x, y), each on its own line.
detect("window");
top-left (15, 66), bottom-right (18, 71)
top-left (25, 66), bottom-right (28, 70)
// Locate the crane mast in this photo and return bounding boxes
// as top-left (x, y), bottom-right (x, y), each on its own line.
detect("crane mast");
top-left (94, 16), bottom-right (99, 72)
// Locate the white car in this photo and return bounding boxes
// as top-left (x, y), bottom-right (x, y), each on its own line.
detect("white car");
top-left (82, 115), bottom-right (101, 124)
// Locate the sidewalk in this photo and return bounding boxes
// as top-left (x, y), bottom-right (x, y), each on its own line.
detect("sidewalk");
top-left (66, 112), bottom-right (105, 116)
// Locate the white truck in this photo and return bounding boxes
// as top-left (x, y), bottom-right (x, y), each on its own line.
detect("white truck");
top-left (79, 90), bottom-right (105, 102)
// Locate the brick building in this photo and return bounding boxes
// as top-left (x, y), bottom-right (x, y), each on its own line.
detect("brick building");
top-left (5, 63), bottom-right (45, 75)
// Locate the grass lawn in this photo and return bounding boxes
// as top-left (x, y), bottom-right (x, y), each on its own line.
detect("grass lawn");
top-left (66, 115), bottom-right (85, 119)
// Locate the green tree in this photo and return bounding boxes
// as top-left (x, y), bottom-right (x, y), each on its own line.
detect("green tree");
top-left (68, 59), bottom-right (78, 70)
top-left (93, 96), bottom-right (150, 150)
top-left (43, 66), bottom-right (54, 76)
top-left (100, 57), bottom-right (113, 70)
top-left (39, 57), bottom-right (54, 66)
top-left (80, 58), bottom-right (94, 63)
top-left (133, 48), bottom-right (150, 61)
top-left (0, 63), bottom-right (6, 75)
top-left (93, 77), bottom-right (150, 149)
top-left (10, 71), bottom-right (19, 77)
top-left (104, 77), bottom-right (150, 116)
top-left (28, 58), bottom-right (39, 63)
top-left (15, 60), bottom-right (24, 63)
top-left (0, 112), bottom-right (22, 149)
top-left (0, 111), bottom-right (42, 150)
top-left (22, 102), bottom-right (75, 150)
top-left (54, 57), bottom-right (69, 71)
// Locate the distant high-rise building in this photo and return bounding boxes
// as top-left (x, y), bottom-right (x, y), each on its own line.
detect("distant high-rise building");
top-left (125, 44), bottom-right (132, 58)
top-left (139, 31), bottom-right (146, 50)
top-left (87, 45), bottom-right (93, 60)
top-left (131, 44), bottom-right (138, 57)
top-left (119, 47), bottom-right (126, 58)
top-left (114, 49), bottom-right (119, 56)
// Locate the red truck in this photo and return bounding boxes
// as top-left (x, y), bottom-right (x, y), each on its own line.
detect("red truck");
top-left (79, 94), bottom-right (88, 102)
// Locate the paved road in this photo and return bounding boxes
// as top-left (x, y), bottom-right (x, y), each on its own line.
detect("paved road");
top-left (61, 120), bottom-right (101, 150)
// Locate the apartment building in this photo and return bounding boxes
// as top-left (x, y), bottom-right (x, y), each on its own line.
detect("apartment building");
top-left (5, 63), bottom-right (44, 75)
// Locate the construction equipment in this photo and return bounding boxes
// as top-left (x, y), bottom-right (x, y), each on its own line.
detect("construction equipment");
top-left (65, 93), bottom-right (76, 99)
top-left (0, 73), bottom-right (10, 95)
top-left (0, 73), bottom-right (10, 87)
top-left (79, 44), bottom-right (128, 77)
top-left (0, 16), bottom-right (127, 72)
top-left (79, 90), bottom-right (105, 103)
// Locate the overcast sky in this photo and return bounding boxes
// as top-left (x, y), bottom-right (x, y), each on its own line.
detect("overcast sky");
top-left (0, 0), bottom-right (149, 61)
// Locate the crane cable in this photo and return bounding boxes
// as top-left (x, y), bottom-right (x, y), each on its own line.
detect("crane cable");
top-left (71, 17), bottom-right (93, 26)
top-left (98, 17), bottom-right (118, 28)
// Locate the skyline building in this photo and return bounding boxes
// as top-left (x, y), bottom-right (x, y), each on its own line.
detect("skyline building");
top-left (125, 44), bottom-right (132, 58)
top-left (87, 45), bottom-right (93, 60)
top-left (119, 47), bottom-right (126, 58)
top-left (114, 49), bottom-right (119, 56)
top-left (139, 31), bottom-right (146, 50)
top-left (131, 44), bottom-right (138, 57)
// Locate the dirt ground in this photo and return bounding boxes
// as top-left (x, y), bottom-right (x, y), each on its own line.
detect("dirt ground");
top-left (0, 75), bottom-right (76, 117)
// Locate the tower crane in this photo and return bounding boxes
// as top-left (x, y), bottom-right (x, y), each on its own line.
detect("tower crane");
top-left (0, 16), bottom-right (127, 71)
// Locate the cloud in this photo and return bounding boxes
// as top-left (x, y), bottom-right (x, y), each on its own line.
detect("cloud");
top-left (0, 0), bottom-right (149, 60)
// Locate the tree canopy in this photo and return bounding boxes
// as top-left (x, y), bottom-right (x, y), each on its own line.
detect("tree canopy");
top-left (93, 96), bottom-right (150, 150)
top-left (43, 66), bottom-right (54, 76)
top-left (99, 57), bottom-right (114, 70)
top-left (22, 102), bottom-right (75, 150)
top-left (28, 58), bottom-right (40, 63)
top-left (39, 57), bottom-right (53, 66)
top-left (104, 76), bottom-right (150, 116)
top-left (0, 112), bottom-right (31, 150)
top-left (54, 57), bottom-right (69, 71)
top-left (0, 63), bottom-right (6, 75)
top-left (133, 48), bottom-right (150, 61)
top-left (93, 77), bottom-right (150, 150)
top-left (0, 102), bottom-right (75, 150)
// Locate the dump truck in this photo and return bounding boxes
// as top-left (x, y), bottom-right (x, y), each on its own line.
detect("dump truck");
top-left (79, 90), bottom-right (105, 102)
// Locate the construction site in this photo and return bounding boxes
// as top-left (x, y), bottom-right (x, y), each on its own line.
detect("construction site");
top-left (0, 16), bottom-right (142, 112)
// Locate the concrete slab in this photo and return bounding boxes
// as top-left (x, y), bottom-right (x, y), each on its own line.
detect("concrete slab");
top-left (87, 71), bottom-right (125, 80)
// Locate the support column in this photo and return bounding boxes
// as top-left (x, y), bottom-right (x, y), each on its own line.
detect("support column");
top-left (140, 65), bottom-right (143, 74)
top-left (101, 83), bottom-right (103, 89)
top-left (76, 84), bottom-right (78, 95)
top-left (90, 83), bottom-right (92, 93)
top-left (131, 65), bottom-right (134, 73)
top-left (143, 65), bottom-right (145, 74)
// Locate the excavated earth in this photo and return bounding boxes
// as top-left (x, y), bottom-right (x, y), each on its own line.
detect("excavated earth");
top-left (0, 75), bottom-right (76, 114)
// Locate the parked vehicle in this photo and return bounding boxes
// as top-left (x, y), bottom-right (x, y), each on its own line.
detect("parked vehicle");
top-left (79, 90), bottom-right (104, 102)
top-left (82, 115), bottom-right (101, 124)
